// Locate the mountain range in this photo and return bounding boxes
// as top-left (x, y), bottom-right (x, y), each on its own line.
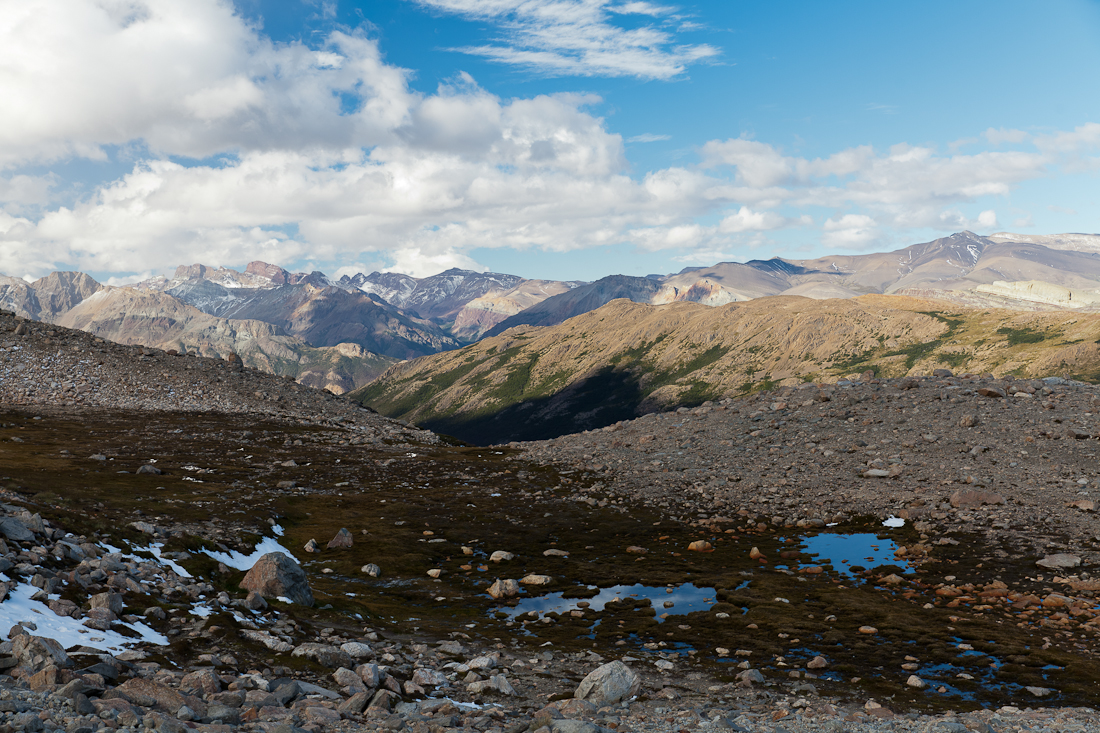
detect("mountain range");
top-left (4, 230), bottom-right (1100, 401)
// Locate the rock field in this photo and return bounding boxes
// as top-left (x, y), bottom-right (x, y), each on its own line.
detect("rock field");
top-left (4, 310), bottom-right (1100, 731)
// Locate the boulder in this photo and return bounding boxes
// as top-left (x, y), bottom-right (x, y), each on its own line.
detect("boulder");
top-left (291, 643), bottom-right (354, 668)
top-left (0, 517), bottom-right (33, 542)
top-left (240, 552), bottom-right (313, 606)
top-left (487, 578), bottom-right (520, 600)
top-left (1037, 554), bottom-right (1081, 571)
top-left (574, 660), bottom-right (639, 705)
top-left (13, 634), bottom-right (72, 671)
top-left (327, 528), bottom-right (353, 549)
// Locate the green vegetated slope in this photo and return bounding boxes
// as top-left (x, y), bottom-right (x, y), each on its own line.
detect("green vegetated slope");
top-left (351, 294), bottom-right (1100, 444)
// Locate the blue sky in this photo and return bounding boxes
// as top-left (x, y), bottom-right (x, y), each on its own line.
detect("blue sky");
top-left (1, 0), bottom-right (1098, 283)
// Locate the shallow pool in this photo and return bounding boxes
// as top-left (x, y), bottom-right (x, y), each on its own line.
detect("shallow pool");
top-left (796, 533), bottom-right (913, 578)
top-left (497, 582), bottom-right (718, 622)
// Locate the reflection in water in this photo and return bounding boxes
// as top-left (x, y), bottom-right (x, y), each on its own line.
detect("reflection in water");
top-left (498, 582), bottom-right (717, 623)
top-left (797, 533), bottom-right (913, 578)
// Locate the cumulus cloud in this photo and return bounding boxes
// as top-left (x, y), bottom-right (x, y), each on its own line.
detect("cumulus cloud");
top-left (0, 0), bottom-right (415, 167)
top-left (0, 0), bottom-right (1096, 279)
top-left (410, 0), bottom-right (718, 79)
top-left (822, 214), bottom-right (879, 249)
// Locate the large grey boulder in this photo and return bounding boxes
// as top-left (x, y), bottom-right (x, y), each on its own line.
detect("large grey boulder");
top-left (239, 552), bottom-right (313, 606)
top-left (574, 660), bottom-right (639, 705)
top-left (0, 517), bottom-right (33, 542)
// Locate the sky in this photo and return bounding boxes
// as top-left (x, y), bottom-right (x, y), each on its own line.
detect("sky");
top-left (1, 0), bottom-right (1099, 284)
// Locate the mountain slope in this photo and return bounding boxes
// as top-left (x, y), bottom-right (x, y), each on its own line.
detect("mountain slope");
top-left (56, 287), bottom-right (396, 392)
top-left (353, 294), bottom-right (1100, 444)
top-left (349, 268), bottom-right (527, 322)
top-left (167, 281), bottom-right (459, 359)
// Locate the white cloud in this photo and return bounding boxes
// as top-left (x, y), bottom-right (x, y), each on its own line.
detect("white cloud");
top-left (410, 0), bottom-right (718, 80)
top-left (823, 214), bottom-right (879, 249)
top-left (718, 207), bottom-right (800, 233)
top-left (0, 0), bottom-right (416, 167)
top-left (0, 1), bottom-right (1096, 280)
top-left (627, 133), bottom-right (671, 143)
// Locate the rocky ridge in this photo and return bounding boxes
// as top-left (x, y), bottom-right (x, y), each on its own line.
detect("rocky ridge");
top-left (0, 308), bottom-right (429, 443)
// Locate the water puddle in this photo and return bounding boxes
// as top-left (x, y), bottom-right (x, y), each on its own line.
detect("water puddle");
top-left (796, 533), bottom-right (912, 578)
top-left (497, 582), bottom-right (717, 622)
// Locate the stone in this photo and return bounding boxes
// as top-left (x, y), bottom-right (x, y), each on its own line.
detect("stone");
top-left (136, 464), bottom-right (163, 475)
top-left (303, 539), bottom-right (318, 553)
top-left (959, 414), bottom-right (979, 428)
top-left (240, 552), bottom-right (313, 606)
top-left (687, 540), bottom-right (713, 552)
top-left (340, 641), bottom-right (374, 658)
top-left (13, 634), bottom-right (72, 671)
top-left (977, 387), bottom-right (1006, 399)
top-left (300, 706), bottom-right (341, 725)
top-left (292, 643), bottom-right (354, 668)
top-left (180, 669), bottom-right (221, 697)
top-left (544, 549), bottom-right (569, 557)
top-left (625, 546), bottom-right (648, 554)
top-left (521, 574), bottom-right (553, 586)
top-left (736, 669), bottom-right (765, 685)
top-left (356, 663), bottom-right (381, 688)
top-left (807, 656), bottom-right (828, 669)
top-left (574, 660), bottom-right (640, 705)
top-left (427, 568), bottom-right (442, 578)
top-left (1026, 686), bottom-right (1055, 697)
top-left (490, 551), bottom-right (514, 563)
top-left (749, 547), bottom-right (765, 560)
top-left (337, 692), bottom-right (370, 714)
top-left (858, 626), bottom-right (878, 635)
top-left (549, 721), bottom-right (600, 733)
top-left (412, 668), bottom-right (448, 687)
top-left (115, 678), bottom-right (189, 714)
top-left (487, 578), bottom-right (520, 599)
top-left (327, 528), bottom-right (353, 549)
top-left (1036, 554), bottom-right (1081, 570)
top-left (361, 563), bottom-right (381, 577)
top-left (89, 592), bottom-right (123, 615)
top-left (0, 517), bottom-right (33, 542)
top-left (906, 675), bottom-right (925, 689)
top-left (245, 590), bottom-right (268, 610)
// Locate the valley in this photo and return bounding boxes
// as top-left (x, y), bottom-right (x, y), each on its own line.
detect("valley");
top-left (4, 302), bottom-right (1100, 731)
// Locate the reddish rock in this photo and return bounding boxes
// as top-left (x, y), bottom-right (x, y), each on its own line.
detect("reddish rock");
top-left (240, 552), bottom-right (314, 606)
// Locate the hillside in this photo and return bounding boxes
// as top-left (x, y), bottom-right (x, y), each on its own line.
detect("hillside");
top-left (58, 288), bottom-right (397, 393)
top-left (353, 294), bottom-right (1100, 443)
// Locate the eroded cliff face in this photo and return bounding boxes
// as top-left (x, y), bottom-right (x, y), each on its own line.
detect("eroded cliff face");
top-left (975, 280), bottom-right (1100, 308)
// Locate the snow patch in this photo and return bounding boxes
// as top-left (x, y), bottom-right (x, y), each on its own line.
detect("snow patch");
top-left (201, 537), bottom-right (299, 571)
top-left (0, 583), bottom-right (168, 652)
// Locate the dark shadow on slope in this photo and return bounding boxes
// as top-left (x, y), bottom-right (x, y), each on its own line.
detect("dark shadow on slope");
top-left (415, 368), bottom-right (652, 446)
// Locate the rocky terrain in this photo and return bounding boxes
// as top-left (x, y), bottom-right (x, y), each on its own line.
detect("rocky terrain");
top-left (354, 294), bottom-right (1100, 444)
top-left (7, 298), bottom-right (1100, 731)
